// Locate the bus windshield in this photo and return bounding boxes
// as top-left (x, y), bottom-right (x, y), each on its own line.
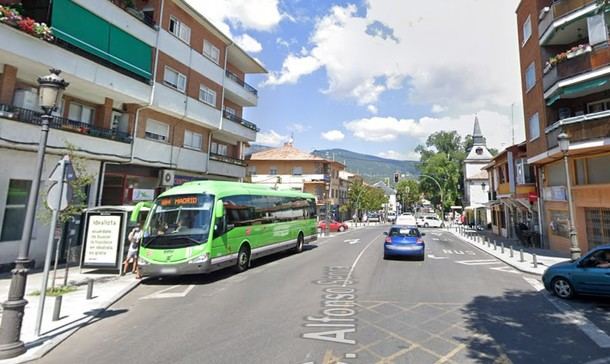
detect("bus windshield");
top-left (143, 194), bottom-right (214, 248)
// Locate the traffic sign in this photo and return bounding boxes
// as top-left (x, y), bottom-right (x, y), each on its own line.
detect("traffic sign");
top-left (45, 156), bottom-right (77, 212)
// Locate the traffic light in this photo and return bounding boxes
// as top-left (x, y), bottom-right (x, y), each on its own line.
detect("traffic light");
top-left (394, 172), bottom-right (400, 183)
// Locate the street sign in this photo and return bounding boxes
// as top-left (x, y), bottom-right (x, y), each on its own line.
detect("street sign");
top-left (48, 156), bottom-right (75, 182)
top-left (45, 156), bottom-right (76, 212)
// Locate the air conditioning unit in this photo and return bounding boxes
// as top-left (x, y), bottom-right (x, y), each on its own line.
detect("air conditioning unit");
top-left (159, 169), bottom-right (175, 186)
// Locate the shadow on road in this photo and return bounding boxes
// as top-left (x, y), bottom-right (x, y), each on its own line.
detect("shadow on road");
top-left (458, 289), bottom-right (610, 363)
top-left (140, 245), bottom-right (318, 287)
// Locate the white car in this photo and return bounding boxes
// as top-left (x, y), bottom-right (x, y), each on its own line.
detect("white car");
top-left (418, 216), bottom-right (444, 228)
top-left (387, 212), bottom-right (397, 223)
top-left (395, 214), bottom-right (417, 226)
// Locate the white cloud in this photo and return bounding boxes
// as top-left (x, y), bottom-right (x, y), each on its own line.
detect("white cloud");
top-left (287, 123), bottom-right (309, 133)
top-left (367, 105), bottom-right (378, 114)
top-left (431, 104), bottom-right (446, 114)
top-left (234, 34), bottom-right (263, 53)
top-left (263, 0), bottom-right (521, 114)
top-left (345, 110), bottom-right (525, 151)
top-left (256, 130), bottom-right (289, 146)
top-left (187, 0), bottom-right (284, 33)
top-left (264, 54), bottom-right (321, 86)
top-left (321, 130), bottom-right (345, 141)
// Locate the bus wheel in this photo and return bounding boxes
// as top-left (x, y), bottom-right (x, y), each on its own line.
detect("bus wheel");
top-left (293, 233), bottom-right (304, 254)
top-left (235, 245), bottom-right (250, 273)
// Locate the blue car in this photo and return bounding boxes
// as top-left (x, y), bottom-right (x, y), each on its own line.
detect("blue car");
top-left (542, 245), bottom-right (610, 299)
top-left (383, 225), bottom-right (425, 260)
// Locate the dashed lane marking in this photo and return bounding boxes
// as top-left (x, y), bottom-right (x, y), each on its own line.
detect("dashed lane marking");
top-left (427, 254), bottom-right (449, 260)
top-left (455, 259), bottom-right (499, 266)
top-left (523, 276), bottom-right (610, 348)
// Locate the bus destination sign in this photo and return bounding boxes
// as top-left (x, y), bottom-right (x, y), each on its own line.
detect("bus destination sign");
top-left (159, 195), bottom-right (200, 207)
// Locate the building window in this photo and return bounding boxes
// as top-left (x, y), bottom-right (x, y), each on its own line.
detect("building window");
top-left (169, 16), bottom-right (191, 44)
top-left (164, 67), bottom-right (187, 92)
top-left (203, 40), bottom-right (220, 64)
top-left (588, 14), bottom-right (608, 46)
top-left (522, 15), bottom-right (532, 46)
top-left (292, 167), bottom-right (303, 176)
top-left (269, 167), bottom-right (278, 175)
top-left (145, 119), bottom-right (169, 142)
top-left (528, 113), bottom-right (540, 141)
top-left (525, 62), bottom-right (536, 92)
top-left (575, 154), bottom-right (610, 185)
top-left (211, 141), bottom-right (228, 156)
top-left (184, 130), bottom-right (202, 150)
top-left (199, 86), bottom-right (216, 107)
top-left (1, 179), bottom-right (32, 242)
top-left (68, 102), bottom-right (94, 124)
top-left (586, 208), bottom-right (610, 249)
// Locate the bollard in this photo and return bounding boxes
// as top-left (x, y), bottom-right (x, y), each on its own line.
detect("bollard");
top-left (493, 240), bottom-right (497, 250)
top-left (86, 279), bottom-right (94, 300)
top-left (520, 248), bottom-right (525, 263)
top-left (52, 295), bottom-right (62, 321)
top-left (510, 246), bottom-right (514, 258)
top-left (501, 243), bottom-right (505, 254)
top-left (533, 254), bottom-right (538, 268)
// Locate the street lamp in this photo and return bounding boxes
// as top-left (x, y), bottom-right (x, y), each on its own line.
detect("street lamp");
top-left (0, 69), bottom-right (68, 359)
top-left (558, 132), bottom-right (581, 261)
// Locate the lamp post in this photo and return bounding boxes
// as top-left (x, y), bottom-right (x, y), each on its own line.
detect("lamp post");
top-left (558, 132), bottom-right (581, 261)
top-left (0, 69), bottom-right (68, 359)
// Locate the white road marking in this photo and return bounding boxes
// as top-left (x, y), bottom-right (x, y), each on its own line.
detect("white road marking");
top-left (342, 233), bottom-right (382, 287)
top-left (344, 239), bottom-right (360, 245)
top-left (140, 284), bottom-right (195, 300)
top-left (427, 254), bottom-right (449, 260)
top-left (489, 266), bottom-right (520, 274)
top-left (455, 259), bottom-right (498, 266)
top-left (432, 238), bottom-right (440, 241)
top-left (443, 249), bottom-right (476, 255)
top-left (523, 277), bottom-right (610, 348)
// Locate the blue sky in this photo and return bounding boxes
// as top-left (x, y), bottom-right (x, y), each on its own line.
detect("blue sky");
top-left (187, 0), bottom-right (525, 160)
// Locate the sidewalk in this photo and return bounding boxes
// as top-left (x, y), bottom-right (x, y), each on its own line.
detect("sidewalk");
top-left (446, 225), bottom-right (570, 275)
top-left (0, 268), bottom-right (140, 364)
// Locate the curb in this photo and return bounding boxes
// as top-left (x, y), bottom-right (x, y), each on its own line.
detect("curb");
top-left (446, 229), bottom-right (545, 276)
top-left (0, 278), bottom-right (141, 364)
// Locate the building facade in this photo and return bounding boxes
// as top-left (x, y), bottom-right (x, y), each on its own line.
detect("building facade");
top-left (0, 0), bottom-right (265, 269)
top-left (517, 0), bottom-right (610, 254)
top-left (246, 142), bottom-right (345, 217)
top-left (463, 117), bottom-right (492, 226)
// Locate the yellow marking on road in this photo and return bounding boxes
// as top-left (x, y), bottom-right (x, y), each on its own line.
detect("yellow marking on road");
top-left (434, 343), bottom-right (466, 364)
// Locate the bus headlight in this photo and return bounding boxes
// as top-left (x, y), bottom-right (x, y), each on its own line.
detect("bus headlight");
top-left (138, 257), bottom-right (149, 265)
top-left (188, 253), bottom-right (209, 264)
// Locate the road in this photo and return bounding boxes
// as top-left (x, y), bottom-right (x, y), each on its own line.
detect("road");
top-left (36, 226), bottom-right (610, 364)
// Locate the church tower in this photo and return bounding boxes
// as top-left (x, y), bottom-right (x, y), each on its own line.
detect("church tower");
top-left (463, 117), bottom-right (493, 224)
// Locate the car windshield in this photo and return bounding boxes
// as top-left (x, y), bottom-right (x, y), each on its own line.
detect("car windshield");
top-left (389, 227), bottom-right (420, 237)
top-left (144, 194), bottom-right (214, 245)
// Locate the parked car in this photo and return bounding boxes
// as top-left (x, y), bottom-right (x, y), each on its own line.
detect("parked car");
top-left (387, 212), bottom-right (397, 223)
top-left (367, 213), bottom-right (380, 222)
top-left (417, 216), bottom-right (444, 228)
top-left (396, 214), bottom-right (417, 226)
top-left (383, 225), bottom-right (425, 260)
top-left (318, 220), bottom-right (348, 232)
top-left (542, 245), bottom-right (610, 299)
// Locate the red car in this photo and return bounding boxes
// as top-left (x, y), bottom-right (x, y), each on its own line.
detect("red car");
top-left (318, 220), bottom-right (348, 232)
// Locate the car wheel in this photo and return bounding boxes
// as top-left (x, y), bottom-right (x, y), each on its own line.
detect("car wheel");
top-left (338, 226), bottom-right (345, 232)
top-left (552, 277), bottom-right (574, 299)
top-left (234, 245), bottom-right (251, 273)
top-left (424, 223), bottom-right (429, 228)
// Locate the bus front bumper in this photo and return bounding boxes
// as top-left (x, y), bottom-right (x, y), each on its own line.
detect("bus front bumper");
top-left (139, 260), bottom-right (212, 277)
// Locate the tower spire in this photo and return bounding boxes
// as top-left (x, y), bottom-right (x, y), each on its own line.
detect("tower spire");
top-left (472, 116), bottom-right (486, 146)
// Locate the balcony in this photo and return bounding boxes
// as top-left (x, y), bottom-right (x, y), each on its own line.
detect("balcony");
top-left (107, 0), bottom-right (156, 29)
top-left (0, 103), bottom-right (131, 143)
top-left (223, 110), bottom-right (258, 131)
top-left (546, 110), bottom-right (610, 148)
top-left (221, 110), bottom-right (258, 142)
top-left (224, 70), bottom-right (258, 107)
top-left (538, 0), bottom-right (597, 44)
top-left (209, 153), bottom-right (247, 167)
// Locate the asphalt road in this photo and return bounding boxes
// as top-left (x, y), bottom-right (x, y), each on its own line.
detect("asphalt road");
top-left (36, 225), bottom-right (610, 364)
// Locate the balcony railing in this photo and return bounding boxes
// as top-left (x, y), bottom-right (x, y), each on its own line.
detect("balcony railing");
top-left (209, 153), bottom-right (247, 167)
top-left (223, 110), bottom-right (259, 131)
top-left (225, 70), bottom-right (258, 96)
top-left (107, 0), bottom-right (157, 28)
top-left (0, 103), bottom-right (132, 143)
top-left (543, 47), bottom-right (596, 92)
top-left (538, 0), bottom-right (595, 38)
top-left (546, 110), bottom-right (610, 148)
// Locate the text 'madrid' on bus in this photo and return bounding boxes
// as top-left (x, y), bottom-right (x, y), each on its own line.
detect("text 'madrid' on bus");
top-left (129, 181), bottom-right (318, 277)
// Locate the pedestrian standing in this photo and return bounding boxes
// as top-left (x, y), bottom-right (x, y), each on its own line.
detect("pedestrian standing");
top-left (123, 224), bottom-right (142, 278)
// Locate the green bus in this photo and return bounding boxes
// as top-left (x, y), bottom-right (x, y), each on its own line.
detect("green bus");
top-left (130, 181), bottom-right (318, 276)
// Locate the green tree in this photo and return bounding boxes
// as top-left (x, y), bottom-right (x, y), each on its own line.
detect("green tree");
top-left (395, 179), bottom-right (420, 211)
top-left (361, 186), bottom-right (388, 212)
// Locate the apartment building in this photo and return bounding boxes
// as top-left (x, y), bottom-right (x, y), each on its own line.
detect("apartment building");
top-left (485, 142), bottom-right (539, 243)
top-left (0, 0), bottom-right (265, 268)
top-left (246, 142), bottom-right (345, 213)
top-left (517, 0), bottom-right (610, 254)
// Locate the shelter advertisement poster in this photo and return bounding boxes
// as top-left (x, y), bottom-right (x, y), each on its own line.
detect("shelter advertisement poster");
top-left (82, 213), bottom-right (124, 268)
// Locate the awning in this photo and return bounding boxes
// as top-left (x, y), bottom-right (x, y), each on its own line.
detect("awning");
top-left (547, 77), bottom-right (610, 106)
